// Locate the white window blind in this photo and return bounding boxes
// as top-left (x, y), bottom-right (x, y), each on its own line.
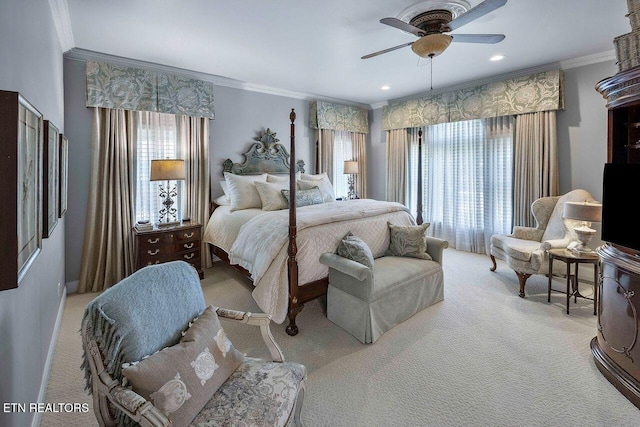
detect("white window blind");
top-left (135, 111), bottom-right (179, 223)
top-left (331, 130), bottom-right (354, 199)
top-left (407, 117), bottom-right (513, 254)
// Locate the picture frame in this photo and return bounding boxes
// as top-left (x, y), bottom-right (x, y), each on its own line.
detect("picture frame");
top-left (59, 134), bottom-right (68, 217)
top-left (0, 91), bottom-right (43, 289)
top-left (43, 120), bottom-right (59, 238)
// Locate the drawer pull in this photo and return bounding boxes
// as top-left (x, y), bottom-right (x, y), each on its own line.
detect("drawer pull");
top-left (184, 232), bottom-right (195, 238)
top-left (147, 261), bottom-right (160, 266)
top-left (184, 243), bottom-right (195, 249)
top-left (147, 249), bottom-right (160, 256)
top-left (147, 238), bottom-right (160, 244)
top-left (184, 253), bottom-right (195, 260)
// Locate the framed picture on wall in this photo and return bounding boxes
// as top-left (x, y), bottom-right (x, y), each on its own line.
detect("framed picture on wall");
top-left (43, 120), bottom-right (59, 238)
top-left (59, 134), bottom-right (68, 217)
top-left (0, 91), bottom-right (43, 289)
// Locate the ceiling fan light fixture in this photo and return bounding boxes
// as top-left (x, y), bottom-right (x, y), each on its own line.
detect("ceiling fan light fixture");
top-left (411, 34), bottom-right (453, 58)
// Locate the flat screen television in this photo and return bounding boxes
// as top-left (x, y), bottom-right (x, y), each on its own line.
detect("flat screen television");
top-left (602, 163), bottom-right (640, 252)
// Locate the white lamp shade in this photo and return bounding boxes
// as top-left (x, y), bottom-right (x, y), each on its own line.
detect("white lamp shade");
top-left (344, 160), bottom-right (359, 175)
top-left (150, 159), bottom-right (185, 181)
top-left (562, 201), bottom-right (602, 222)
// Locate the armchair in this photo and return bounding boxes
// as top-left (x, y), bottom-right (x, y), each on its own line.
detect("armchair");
top-left (489, 189), bottom-right (595, 298)
top-left (81, 261), bottom-right (306, 427)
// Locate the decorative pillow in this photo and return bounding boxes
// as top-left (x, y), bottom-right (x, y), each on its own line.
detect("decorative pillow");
top-left (281, 187), bottom-right (324, 207)
top-left (223, 172), bottom-right (267, 212)
top-left (122, 306), bottom-right (244, 427)
top-left (214, 195), bottom-right (230, 206)
top-left (298, 177), bottom-right (335, 203)
top-left (300, 172), bottom-right (328, 181)
top-left (255, 181), bottom-right (289, 211)
top-left (385, 222), bottom-right (432, 260)
top-left (336, 231), bottom-right (375, 269)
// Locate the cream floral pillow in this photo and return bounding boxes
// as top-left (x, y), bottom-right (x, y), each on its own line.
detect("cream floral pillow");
top-left (255, 181), bottom-right (288, 211)
top-left (386, 222), bottom-right (432, 260)
top-left (122, 306), bottom-right (244, 426)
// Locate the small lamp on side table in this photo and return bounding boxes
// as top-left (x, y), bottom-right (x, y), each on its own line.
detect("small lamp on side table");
top-left (150, 159), bottom-right (185, 226)
top-left (563, 200), bottom-right (602, 255)
top-left (344, 160), bottom-right (359, 200)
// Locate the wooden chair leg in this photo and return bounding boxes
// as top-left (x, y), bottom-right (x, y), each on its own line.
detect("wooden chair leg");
top-left (490, 255), bottom-right (497, 272)
top-left (516, 272), bottom-right (531, 298)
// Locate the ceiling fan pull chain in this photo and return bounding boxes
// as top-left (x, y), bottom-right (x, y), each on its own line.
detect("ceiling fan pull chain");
top-left (430, 54), bottom-right (433, 91)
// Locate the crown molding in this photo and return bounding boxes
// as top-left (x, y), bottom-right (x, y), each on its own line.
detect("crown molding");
top-left (48, 0), bottom-right (75, 52)
top-left (386, 49), bottom-right (617, 105)
top-left (370, 101), bottom-right (389, 110)
top-left (64, 48), bottom-right (369, 110)
top-left (559, 49), bottom-right (617, 70)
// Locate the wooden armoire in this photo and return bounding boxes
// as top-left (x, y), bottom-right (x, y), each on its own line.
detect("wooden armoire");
top-left (593, 17), bottom-right (640, 407)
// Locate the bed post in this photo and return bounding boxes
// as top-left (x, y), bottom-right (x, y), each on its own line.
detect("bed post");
top-left (286, 108), bottom-right (303, 336)
top-left (416, 128), bottom-right (423, 225)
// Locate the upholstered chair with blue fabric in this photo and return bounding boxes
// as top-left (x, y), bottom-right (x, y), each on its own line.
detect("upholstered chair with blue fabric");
top-left (81, 261), bottom-right (306, 427)
top-left (489, 189), bottom-right (596, 298)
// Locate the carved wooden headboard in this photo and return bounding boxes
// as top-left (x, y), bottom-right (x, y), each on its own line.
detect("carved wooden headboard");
top-left (222, 128), bottom-right (305, 175)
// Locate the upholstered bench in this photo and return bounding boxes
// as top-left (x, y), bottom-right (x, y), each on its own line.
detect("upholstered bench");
top-left (320, 236), bottom-right (448, 344)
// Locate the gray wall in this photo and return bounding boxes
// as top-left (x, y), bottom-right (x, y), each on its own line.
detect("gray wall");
top-left (63, 58), bottom-right (313, 287)
top-left (0, 1), bottom-right (66, 427)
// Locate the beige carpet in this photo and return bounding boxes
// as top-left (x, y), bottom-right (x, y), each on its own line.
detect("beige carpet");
top-left (41, 249), bottom-right (640, 426)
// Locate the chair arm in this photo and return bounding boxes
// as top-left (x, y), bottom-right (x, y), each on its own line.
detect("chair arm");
top-left (425, 237), bottom-right (448, 264)
top-left (109, 386), bottom-right (170, 427)
top-left (512, 226), bottom-right (544, 242)
top-left (319, 253), bottom-right (371, 281)
top-left (214, 307), bottom-right (285, 363)
top-left (541, 237), bottom-right (572, 250)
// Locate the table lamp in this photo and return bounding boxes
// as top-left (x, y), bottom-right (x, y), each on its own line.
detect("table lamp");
top-left (150, 159), bottom-right (185, 225)
top-left (563, 200), bottom-right (602, 254)
top-left (344, 160), bottom-right (358, 200)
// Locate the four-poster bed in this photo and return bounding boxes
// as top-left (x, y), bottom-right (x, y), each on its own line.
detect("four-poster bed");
top-left (204, 109), bottom-right (420, 336)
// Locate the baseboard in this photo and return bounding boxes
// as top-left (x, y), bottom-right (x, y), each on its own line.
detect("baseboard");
top-left (31, 286), bottom-right (67, 427)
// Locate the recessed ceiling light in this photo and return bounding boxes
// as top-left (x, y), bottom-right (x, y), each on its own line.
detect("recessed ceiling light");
top-left (381, 85), bottom-right (390, 90)
top-left (490, 55), bottom-right (505, 62)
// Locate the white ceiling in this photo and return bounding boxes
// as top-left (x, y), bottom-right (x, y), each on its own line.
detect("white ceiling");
top-left (63, 0), bottom-right (630, 108)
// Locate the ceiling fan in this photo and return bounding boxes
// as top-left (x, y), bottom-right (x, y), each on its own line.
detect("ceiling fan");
top-left (362, 0), bottom-right (507, 60)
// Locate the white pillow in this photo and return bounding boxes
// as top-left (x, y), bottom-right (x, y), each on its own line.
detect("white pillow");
top-left (220, 180), bottom-right (229, 195)
top-left (298, 177), bottom-right (335, 203)
top-left (214, 194), bottom-right (230, 206)
top-left (300, 172), bottom-right (328, 181)
top-left (267, 172), bottom-right (301, 183)
top-left (223, 172), bottom-right (268, 211)
top-left (255, 181), bottom-right (289, 211)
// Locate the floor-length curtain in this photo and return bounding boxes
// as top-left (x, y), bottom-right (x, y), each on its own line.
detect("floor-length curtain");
top-left (178, 115), bottom-right (211, 268)
top-left (385, 129), bottom-right (409, 204)
top-left (316, 129), bottom-right (335, 177)
top-left (352, 132), bottom-right (367, 198)
top-left (78, 107), bottom-right (136, 293)
top-left (413, 117), bottom-right (513, 254)
top-left (513, 111), bottom-right (559, 227)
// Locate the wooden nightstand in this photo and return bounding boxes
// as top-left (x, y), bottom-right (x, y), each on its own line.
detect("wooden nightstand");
top-left (134, 222), bottom-right (204, 279)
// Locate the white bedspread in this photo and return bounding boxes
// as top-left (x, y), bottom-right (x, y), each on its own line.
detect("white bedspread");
top-left (204, 199), bottom-right (415, 323)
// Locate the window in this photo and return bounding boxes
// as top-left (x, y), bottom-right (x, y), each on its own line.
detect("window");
top-left (331, 131), bottom-right (354, 199)
top-left (135, 112), bottom-right (179, 223)
top-left (407, 116), bottom-right (513, 254)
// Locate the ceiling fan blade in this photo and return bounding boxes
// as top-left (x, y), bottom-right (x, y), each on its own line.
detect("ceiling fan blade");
top-left (361, 42), bottom-right (414, 59)
top-left (451, 34), bottom-right (505, 44)
top-left (380, 17), bottom-right (425, 37)
top-left (448, 0), bottom-right (507, 31)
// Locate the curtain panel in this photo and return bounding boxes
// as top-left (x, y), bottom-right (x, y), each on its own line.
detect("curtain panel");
top-left (310, 100), bottom-right (369, 134)
top-left (382, 69), bottom-right (564, 130)
top-left (86, 61), bottom-right (215, 119)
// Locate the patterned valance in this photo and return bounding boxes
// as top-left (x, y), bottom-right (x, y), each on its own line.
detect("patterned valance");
top-left (86, 61), bottom-right (215, 119)
top-left (310, 101), bottom-right (369, 134)
top-left (382, 69), bottom-right (564, 130)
